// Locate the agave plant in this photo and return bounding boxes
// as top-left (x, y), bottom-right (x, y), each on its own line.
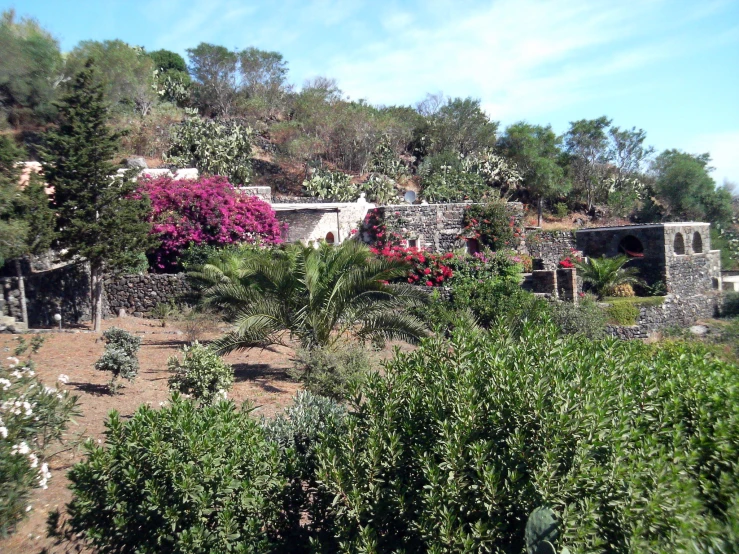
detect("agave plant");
top-left (193, 240), bottom-right (429, 353)
top-left (574, 254), bottom-right (643, 298)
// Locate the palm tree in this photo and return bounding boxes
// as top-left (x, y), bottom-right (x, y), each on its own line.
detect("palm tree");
top-left (194, 241), bottom-right (429, 353)
top-left (574, 254), bottom-right (643, 298)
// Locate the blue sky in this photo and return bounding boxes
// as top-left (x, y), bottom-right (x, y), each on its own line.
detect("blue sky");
top-left (4, 0), bottom-right (739, 185)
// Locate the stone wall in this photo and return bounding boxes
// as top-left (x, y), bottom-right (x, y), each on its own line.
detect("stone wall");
top-left (238, 186), bottom-right (272, 202)
top-left (104, 273), bottom-right (194, 317)
top-left (272, 196), bottom-right (335, 204)
top-left (525, 230), bottom-right (577, 269)
top-left (1, 263), bottom-right (91, 327)
top-left (371, 202), bottom-right (525, 253)
top-left (606, 293), bottom-right (721, 340)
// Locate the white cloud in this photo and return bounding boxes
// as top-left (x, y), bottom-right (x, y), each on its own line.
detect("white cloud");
top-left (688, 131), bottom-right (739, 188)
top-left (319, 0), bottom-right (724, 121)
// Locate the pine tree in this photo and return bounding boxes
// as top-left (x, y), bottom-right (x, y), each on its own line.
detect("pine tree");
top-left (41, 59), bottom-right (152, 332)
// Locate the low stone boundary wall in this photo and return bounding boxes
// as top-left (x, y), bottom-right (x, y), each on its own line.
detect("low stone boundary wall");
top-left (606, 293), bottom-right (720, 339)
top-left (104, 273), bottom-right (194, 317)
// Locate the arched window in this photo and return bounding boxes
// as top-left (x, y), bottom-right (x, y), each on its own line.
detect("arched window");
top-left (692, 232), bottom-right (703, 253)
top-left (618, 235), bottom-right (644, 258)
top-left (325, 232), bottom-right (335, 244)
top-left (673, 233), bottom-right (685, 255)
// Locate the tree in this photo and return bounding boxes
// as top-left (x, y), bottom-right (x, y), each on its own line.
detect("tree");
top-left (417, 95), bottom-right (499, 157)
top-left (65, 40), bottom-right (157, 115)
top-left (195, 241), bottom-right (428, 353)
top-left (187, 43), bottom-right (239, 117)
top-left (0, 10), bottom-right (63, 127)
top-left (0, 136), bottom-right (55, 325)
top-left (148, 49), bottom-right (191, 106)
top-left (238, 47), bottom-right (289, 117)
top-left (41, 59), bottom-right (152, 332)
top-left (563, 116), bottom-right (612, 210)
top-left (650, 149), bottom-right (733, 225)
top-left (498, 122), bottom-right (570, 226)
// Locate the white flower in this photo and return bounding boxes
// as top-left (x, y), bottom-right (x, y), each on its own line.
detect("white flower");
top-left (7, 356), bottom-right (19, 367)
top-left (57, 374), bottom-right (69, 384)
top-left (0, 378), bottom-right (11, 391)
top-left (10, 370), bottom-right (22, 379)
top-left (38, 463), bottom-right (51, 489)
top-left (11, 441), bottom-right (30, 455)
top-left (25, 505), bottom-right (32, 512)
top-left (0, 426), bottom-right (8, 439)
top-left (28, 453), bottom-right (38, 468)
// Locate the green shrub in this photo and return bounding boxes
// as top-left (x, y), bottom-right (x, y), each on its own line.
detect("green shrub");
top-left (168, 342), bottom-right (233, 405)
top-left (96, 328), bottom-right (141, 392)
top-left (263, 391), bottom-right (346, 481)
top-left (313, 326), bottom-right (739, 552)
top-left (450, 277), bottom-right (547, 332)
top-left (67, 396), bottom-right (304, 553)
top-left (606, 301), bottom-right (641, 325)
top-left (291, 344), bottom-right (372, 401)
top-left (553, 201), bottom-right (569, 218)
top-left (1, 357), bottom-right (79, 536)
top-left (462, 200), bottom-right (521, 250)
top-left (101, 327), bottom-right (141, 357)
top-left (363, 173), bottom-right (398, 204)
top-left (723, 292), bottom-right (739, 317)
top-left (549, 298), bottom-right (607, 338)
top-left (94, 348), bottom-right (138, 391)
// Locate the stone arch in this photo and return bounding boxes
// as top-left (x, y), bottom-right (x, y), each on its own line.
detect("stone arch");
top-left (673, 232), bottom-right (685, 255)
top-left (325, 231), bottom-right (335, 244)
top-left (618, 235), bottom-right (644, 258)
top-left (692, 231), bottom-right (703, 253)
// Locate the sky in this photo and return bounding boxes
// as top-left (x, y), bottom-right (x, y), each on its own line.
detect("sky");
top-left (4, 0), bottom-right (739, 186)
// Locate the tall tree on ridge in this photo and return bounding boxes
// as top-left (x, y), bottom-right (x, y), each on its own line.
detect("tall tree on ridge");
top-left (41, 59), bottom-right (152, 332)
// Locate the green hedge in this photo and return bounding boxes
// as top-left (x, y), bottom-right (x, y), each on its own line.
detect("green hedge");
top-left (313, 326), bottom-right (739, 552)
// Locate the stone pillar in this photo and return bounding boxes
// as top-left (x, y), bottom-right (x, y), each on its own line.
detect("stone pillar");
top-left (532, 270), bottom-right (557, 296)
top-left (556, 268), bottom-right (577, 303)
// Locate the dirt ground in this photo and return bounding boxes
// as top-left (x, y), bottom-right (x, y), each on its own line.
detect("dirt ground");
top-left (0, 316), bottom-right (307, 554)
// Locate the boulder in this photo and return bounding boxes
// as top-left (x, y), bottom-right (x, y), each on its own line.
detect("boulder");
top-left (125, 156), bottom-right (148, 170)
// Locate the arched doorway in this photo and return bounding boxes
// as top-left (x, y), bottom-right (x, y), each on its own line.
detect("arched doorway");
top-left (325, 232), bottom-right (335, 244)
top-left (618, 235), bottom-right (644, 258)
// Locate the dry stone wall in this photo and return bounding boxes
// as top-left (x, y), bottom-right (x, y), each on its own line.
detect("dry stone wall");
top-left (525, 230), bottom-right (577, 269)
top-left (104, 273), bottom-right (194, 317)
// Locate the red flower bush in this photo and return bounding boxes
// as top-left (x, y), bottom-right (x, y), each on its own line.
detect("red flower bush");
top-left (139, 176), bottom-right (283, 271)
top-left (559, 249), bottom-right (584, 269)
top-left (371, 245), bottom-right (453, 287)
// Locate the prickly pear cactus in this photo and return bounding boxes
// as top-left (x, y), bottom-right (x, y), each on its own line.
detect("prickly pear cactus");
top-left (526, 507), bottom-right (568, 554)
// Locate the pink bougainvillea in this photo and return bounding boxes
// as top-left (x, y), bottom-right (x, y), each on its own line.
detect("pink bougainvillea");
top-left (139, 176), bottom-right (283, 270)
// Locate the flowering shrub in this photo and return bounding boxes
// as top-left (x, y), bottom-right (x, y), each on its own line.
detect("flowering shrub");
top-left (558, 249), bottom-right (584, 269)
top-left (371, 245), bottom-right (454, 287)
top-left (461, 201), bottom-right (524, 250)
top-left (140, 176), bottom-right (283, 271)
top-left (168, 342), bottom-right (233, 406)
top-left (362, 208), bottom-right (407, 248)
top-left (1, 356), bottom-right (79, 536)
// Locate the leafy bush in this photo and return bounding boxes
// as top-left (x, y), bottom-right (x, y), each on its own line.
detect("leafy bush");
top-left (140, 175), bottom-right (282, 271)
top-left (371, 245), bottom-right (455, 287)
top-left (553, 201), bottom-right (569, 218)
top-left (101, 327), bottom-right (141, 357)
top-left (462, 200), bottom-right (523, 250)
top-left (151, 301), bottom-right (178, 326)
top-left (165, 117), bottom-right (253, 184)
top-left (606, 300), bottom-right (641, 325)
top-left (96, 327), bottom-right (141, 392)
top-left (291, 345), bottom-right (373, 401)
top-left (94, 348), bottom-right (138, 390)
top-left (549, 297), bottom-right (607, 338)
top-left (575, 254), bottom-right (643, 298)
top-left (66, 396), bottom-right (304, 553)
top-left (168, 342), bottom-right (233, 405)
top-left (363, 173), bottom-right (398, 204)
top-left (312, 326), bottom-right (739, 552)
top-left (263, 391), bottom-right (346, 481)
top-left (723, 292), bottom-right (739, 317)
top-left (1, 357), bottom-right (79, 536)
